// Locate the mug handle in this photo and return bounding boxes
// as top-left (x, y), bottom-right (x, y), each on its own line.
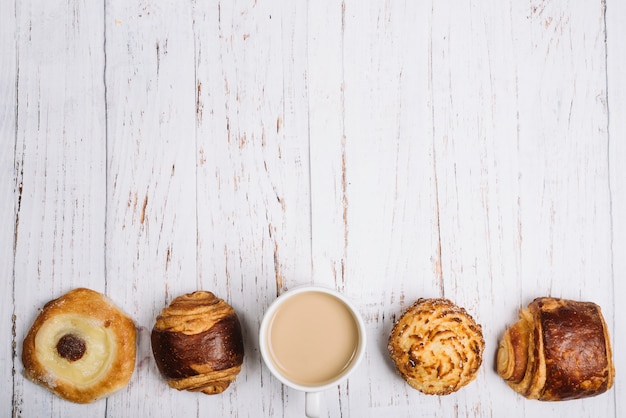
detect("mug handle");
top-left (305, 392), bottom-right (321, 417)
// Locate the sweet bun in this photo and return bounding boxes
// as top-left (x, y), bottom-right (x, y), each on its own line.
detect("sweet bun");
top-left (151, 291), bottom-right (244, 395)
top-left (497, 297), bottom-right (615, 400)
top-left (388, 298), bottom-right (484, 395)
top-left (22, 288), bottom-right (136, 403)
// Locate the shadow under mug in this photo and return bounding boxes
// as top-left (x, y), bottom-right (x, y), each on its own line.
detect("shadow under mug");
top-left (259, 286), bottom-right (367, 418)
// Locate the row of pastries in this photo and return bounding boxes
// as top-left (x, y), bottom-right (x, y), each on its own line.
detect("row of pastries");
top-left (21, 288), bottom-right (614, 404)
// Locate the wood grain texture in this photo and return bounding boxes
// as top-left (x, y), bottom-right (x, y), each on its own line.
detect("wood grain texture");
top-left (606, 0), bottom-right (625, 415)
top-left (104, 0), bottom-right (198, 416)
top-left (193, 1), bottom-right (311, 416)
top-left (1, 0), bottom-right (623, 416)
top-left (0, 0), bottom-right (17, 413)
top-left (9, 0), bottom-right (107, 416)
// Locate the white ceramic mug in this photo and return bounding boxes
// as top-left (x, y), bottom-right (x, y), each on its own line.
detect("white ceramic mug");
top-left (259, 286), bottom-right (367, 417)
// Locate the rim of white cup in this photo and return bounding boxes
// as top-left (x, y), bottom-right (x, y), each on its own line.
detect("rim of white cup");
top-left (259, 285), bottom-right (367, 392)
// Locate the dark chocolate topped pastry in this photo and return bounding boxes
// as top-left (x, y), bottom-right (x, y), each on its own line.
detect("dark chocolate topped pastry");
top-left (151, 291), bottom-right (244, 395)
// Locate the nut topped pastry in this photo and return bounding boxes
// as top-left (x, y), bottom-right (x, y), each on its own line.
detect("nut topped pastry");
top-left (22, 288), bottom-right (137, 403)
top-left (151, 291), bottom-right (244, 395)
top-left (388, 298), bottom-right (484, 395)
top-left (497, 297), bottom-right (615, 401)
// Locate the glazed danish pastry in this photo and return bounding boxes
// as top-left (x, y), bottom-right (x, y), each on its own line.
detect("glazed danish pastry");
top-left (497, 297), bottom-right (615, 401)
top-left (388, 298), bottom-right (484, 395)
top-left (22, 288), bottom-right (136, 403)
top-left (151, 291), bottom-right (245, 395)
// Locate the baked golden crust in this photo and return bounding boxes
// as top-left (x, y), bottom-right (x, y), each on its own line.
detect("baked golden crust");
top-left (497, 297), bottom-right (615, 401)
top-left (388, 298), bottom-right (484, 395)
top-left (151, 291), bottom-right (244, 395)
top-left (22, 288), bottom-right (136, 403)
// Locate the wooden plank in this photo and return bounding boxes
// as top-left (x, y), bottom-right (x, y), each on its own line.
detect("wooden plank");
top-left (0, 0), bottom-right (17, 414)
top-left (307, 1), bottom-right (354, 416)
top-left (512, 3), bottom-right (614, 416)
top-left (193, 1), bottom-right (311, 416)
top-left (308, 0), bottom-right (443, 415)
top-left (430, 0), bottom-right (613, 416)
top-left (606, 0), bottom-right (626, 416)
top-left (10, 0), bottom-right (107, 416)
top-left (103, 0), bottom-right (198, 416)
top-left (310, 0), bottom-right (616, 416)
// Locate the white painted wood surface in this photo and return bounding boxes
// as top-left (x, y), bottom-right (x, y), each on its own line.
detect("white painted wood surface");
top-left (1, 0), bottom-right (623, 416)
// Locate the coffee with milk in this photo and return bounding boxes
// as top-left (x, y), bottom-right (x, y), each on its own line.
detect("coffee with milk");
top-left (265, 291), bottom-right (360, 386)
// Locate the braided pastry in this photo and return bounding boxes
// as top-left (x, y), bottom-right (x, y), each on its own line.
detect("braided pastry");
top-left (388, 298), bottom-right (484, 395)
top-left (22, 288), bottom-right (136, 403)
top-left (151, 291), bottom-right (244, 395)
top-left (497, 297), bottom-right (615, 400)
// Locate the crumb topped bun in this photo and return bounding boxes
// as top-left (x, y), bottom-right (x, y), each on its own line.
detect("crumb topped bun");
top-left (388, 298), bottom-right (484, 395)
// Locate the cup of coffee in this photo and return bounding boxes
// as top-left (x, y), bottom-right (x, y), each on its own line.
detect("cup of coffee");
top-left (259, 286), bottom-right (366, 417)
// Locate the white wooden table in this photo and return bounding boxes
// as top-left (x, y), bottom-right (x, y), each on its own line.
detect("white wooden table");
top-left (1, 0), bottom-right (624, 417)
